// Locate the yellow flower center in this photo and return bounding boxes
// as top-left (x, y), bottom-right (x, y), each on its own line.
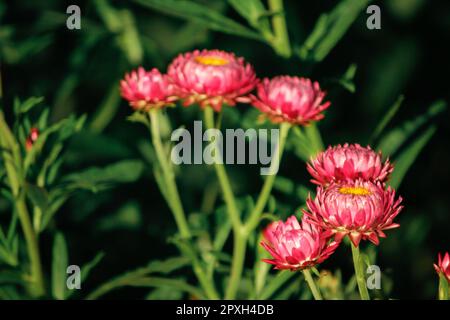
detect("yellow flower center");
top-left (339, 186), bottom-right (372, 196)
top-left (195, 56), bottom-right (229, 66)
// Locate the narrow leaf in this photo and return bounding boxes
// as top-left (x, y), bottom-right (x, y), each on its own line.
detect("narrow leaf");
top-left (133, 0), bottom-right (263, 40)
top-left (52, 232), bottom-right (69, 300)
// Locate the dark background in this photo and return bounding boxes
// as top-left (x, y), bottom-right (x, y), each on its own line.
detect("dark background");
top-left (1, 0), bottom-right (449, 299)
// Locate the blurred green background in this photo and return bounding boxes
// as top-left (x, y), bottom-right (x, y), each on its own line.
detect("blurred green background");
top-left (0, 0), bottom-right (449, 299)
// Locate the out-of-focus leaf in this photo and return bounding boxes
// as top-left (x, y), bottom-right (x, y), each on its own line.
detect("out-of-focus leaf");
top-left (93, 0), bottom-right (122, 32)
top-left (259, 270), bottom-right (296, 299)
top-left (25, 183), bottom-right (49, 213)
top-left (389, 125), bottom-right (437, 189)
top-left (297, 0), bottom-right (371, 62)
top-left (13, 96), bottom-right (44, 114)
top-left (146, 286), bottom-right (184, 300)
top-left (52, 232), bottom-right (69, 300)
top-left (377, 100), bottom-right (446, 157)
top-left (98, 201), bottom-right (142, 231)
top-left (133, 0), bottom-right (263, 41)
top-left (62, 159), bottom-right (144, 192)
top-left (332, 63), bottom-right (357, 93)
top-left (117, 10), bottom-right (143, 65)
top-left (66, 252), bottom-right (105, 299)
top-left (228, 0), bottom-right (272, 39)
top-left (89, 83), bottom-right (121, 133)
top-left (86, 256), bottom-right (190, 299)
top-left (81, 252), bottom-right (105, 283)
top-left (0, 270), bottom-right (24, 285)
top-left (371, 95), bottom-right (404, 142)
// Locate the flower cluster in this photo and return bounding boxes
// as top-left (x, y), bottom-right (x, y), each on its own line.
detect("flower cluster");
top-left (303, 144), bottom-right (403, 247)
top-left (119, 49), bottom-right (407, 273)
top-left (120, 49), bottom-right (330, 123)
top-left (261, 143), bottom-right (403, 271)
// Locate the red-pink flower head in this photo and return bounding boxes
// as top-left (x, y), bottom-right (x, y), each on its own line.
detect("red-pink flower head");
top-left (25, 127), bottom-right (39, 151)
top-left (434, 252), bottom-right (450, 283)
top-left (304, 180), bottom-right (403, 247)
top-left (251, 76), bottom-right (330, 125)
top-left (120, 67), bottom-right (177, 111)
top-left (261, 215), bottom-right (339, 271)
top-left (167, 49), bottom-right (257, 112)
top-left (307, 143), bottom-right (393, 186)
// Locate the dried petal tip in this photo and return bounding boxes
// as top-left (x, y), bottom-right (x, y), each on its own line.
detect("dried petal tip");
top-left (434, 252), bottom-right (450, 282)
top-left (304, 180), bottom-right (403, 247)
top-left (307, 143), bottom-right (393, 185)
top-left (251, 76), bottom-right (330, 125)
top-left (167, 49), bottom-right (257, 112)
top-left (120, 67), bottom-right (178, 111)
top-left (260, 215), bottom-right (339, 271)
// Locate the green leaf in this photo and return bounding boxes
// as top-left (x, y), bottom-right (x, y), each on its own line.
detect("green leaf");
top-left (52, 232), bottom-right (69, 300)
top-left (259, 271), bottom-right (296, 299)
top-left (371, 95), bottom-right (404, 142)
top-left (228, 0), bottom-right (272, 39)
top-left (25, 183), bottom-right (49, 212)
top-left (81, 252), bottom-right (105, 283)
top-left (389, 125), bottom-right (437, 189)
top-left (13, 96), bottom-right (44, 114)
top-left (62, 159), bottom-right (144, 192)
top-left (86, 256), bottom-right (190, 299)
top-left (377, 100), bottom-right (446, 157)
top-left (133, 0), bottom-right (263, 41)
top-left (254, 233), bottom-right (271, 298)
top-left (333, 63), bottom-right (358, 93)
top-left (297, 0), bottom-right (371, 62)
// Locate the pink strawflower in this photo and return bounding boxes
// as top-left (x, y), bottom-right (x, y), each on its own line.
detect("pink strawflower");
top-left (434, 252), bottom-right (450, 282)
top-left (261, 215), bottom-right (339, 271)
top-left (120, 67), bottom-right (178, 111)
top-left (307, 143), bottom-right (393, 186)
top-left (304, 180), bottom-right (403, 247)
top-left (167, 49), bottom-right (257, 111)
top-left (251, 76), bottom-right (330, 125)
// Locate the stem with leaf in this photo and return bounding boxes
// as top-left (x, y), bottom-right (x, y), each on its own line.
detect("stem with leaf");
top-left (268, 0), bottom-right (291, 57)
top-left (351, 242), bottom-right (370, 300)
top-left (147, 109), bottom-right (219, 300)
top-left (0, 111), bottom-right (45, 297)
top-left (303, 269), bottom-right (323, 300)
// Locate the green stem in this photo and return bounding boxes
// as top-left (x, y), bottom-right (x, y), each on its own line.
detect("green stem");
top-left (149, 109), bottom-right (191, 238)
top-left (225, 232), bottom-right (247, 299)
top-left (203, 107), bottom-right (242, 231)
top-left (438, 274), bottom-right (449, 300)
top-left (303, 269), bottom-right (323, 300)
top-left (148, 109), bottom-right (219, 300)
top-left (16, 198), bottom-right (45, 297)
top-left (268, 0), bottom-right (291, 58)
top-left (351, 243), bottom-right (370, 300)
top-left (203, 107), bottom-right (245, 299)
top-left (244, 122), bottom-right (290, 233)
